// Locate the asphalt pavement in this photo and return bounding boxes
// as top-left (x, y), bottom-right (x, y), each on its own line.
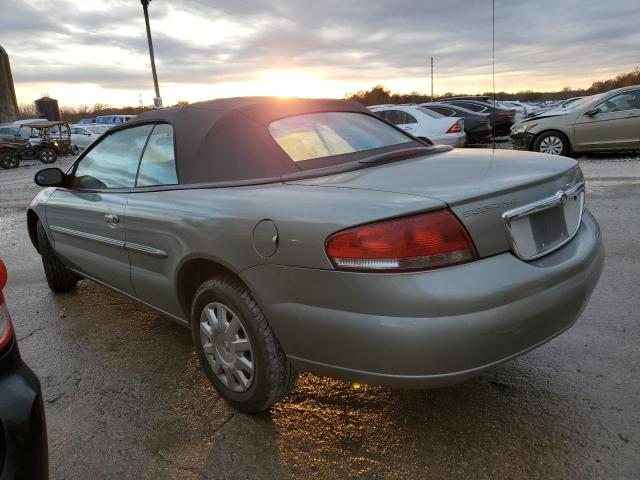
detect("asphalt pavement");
top-left (0, 153), bottom-right (638, 479)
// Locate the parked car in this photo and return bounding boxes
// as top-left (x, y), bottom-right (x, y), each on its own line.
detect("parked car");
top-left (0, 124), bottom-right (20, 143)
top-left (76, 118), bottom-right (95, 125)
top-left (0, 258), bottom-right (49, 479)
top-left (497, 101), bottom-right (527, 121)
top-left (69, 124), bottom-right (105, 150)
top-left (95, 115), bottom-right (136, 127)
top-left (511, 85), bottom-right (640, 155)
top-left (438, 99), bottom-right (516, 135)
top-left (369, 104), bottom-right (466, 146)
top-left (420, 103), bottom-right (492, 143)
top-left (28, 97), bottom-right (603, 413)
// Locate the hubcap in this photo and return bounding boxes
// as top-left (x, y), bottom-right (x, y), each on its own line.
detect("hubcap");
top-left (539, 136), bottom-right (563, 155)
top-left (199, 302), bottom-right (254, 393)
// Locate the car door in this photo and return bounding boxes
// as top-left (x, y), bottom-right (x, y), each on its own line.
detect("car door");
top-left (44, 124), bottom-right (154, 294)
top-left (574, 89), bottom-right (640, 150)
top-left (379, 109), bottom-right (419, 135)
top-left (124, 123), bottom-right (182, 316)
top-left (74, 127), bottom-right (93, 147)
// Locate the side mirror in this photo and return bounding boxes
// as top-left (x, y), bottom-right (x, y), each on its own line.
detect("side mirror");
top-left (585, 107), bottom-right (600, 116)
top-left (34, 168), bottom-right (65, 187)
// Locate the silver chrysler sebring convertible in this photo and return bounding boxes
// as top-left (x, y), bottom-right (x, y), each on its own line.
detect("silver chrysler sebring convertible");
top-left (27, 97), bottom-right (604, 412)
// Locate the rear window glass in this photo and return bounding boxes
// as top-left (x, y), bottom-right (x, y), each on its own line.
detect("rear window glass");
top-left (418, 107), bottom-right (445, 118)
top-left (269, 112), bottom-right (411, 162)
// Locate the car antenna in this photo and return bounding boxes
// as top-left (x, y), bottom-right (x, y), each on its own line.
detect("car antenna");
top-left (492, 0), bottom-right (496, 150)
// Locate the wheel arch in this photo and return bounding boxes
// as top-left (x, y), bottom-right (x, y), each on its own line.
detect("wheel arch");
top-left (531, 129), bottom-right (572, 153)
top-left (26, 209), bottom-right (40, 253)
top-left (175, 256), bottom-right (251, 321)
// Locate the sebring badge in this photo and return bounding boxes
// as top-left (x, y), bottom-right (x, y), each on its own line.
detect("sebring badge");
top-left (462, 198), bottom-right (518, 217)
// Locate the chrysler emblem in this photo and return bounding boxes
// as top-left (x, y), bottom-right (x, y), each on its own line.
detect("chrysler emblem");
top-left (559, 193), bottom-right (568, 205)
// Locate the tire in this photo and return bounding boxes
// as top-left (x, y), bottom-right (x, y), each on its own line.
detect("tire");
top-left (39, 148), bottom-right (58, 164)
top-left (36, 220), bottom-right (78, 293)
top-left (0, 153), bottom-right (19, 169)
top-left (191, 276), bottom-right (296, 413)
top-left (533, 131), bottom-right (570, 156)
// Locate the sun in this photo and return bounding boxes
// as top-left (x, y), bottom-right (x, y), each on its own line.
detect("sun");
top-left (255, 70), bottom-right (317, 98)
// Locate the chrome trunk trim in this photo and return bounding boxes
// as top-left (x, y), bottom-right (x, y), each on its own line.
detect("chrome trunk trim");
top-left (502, 182), bottom-right (585, 261)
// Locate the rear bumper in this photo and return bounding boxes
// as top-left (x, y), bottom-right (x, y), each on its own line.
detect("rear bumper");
top-left (0, 341), bottom-right (48, 480)
top-left (511, 132), bottom-right (534, 150)
top-left (467, 127), bottom-right (493, 144)
top-left (431, 132), bottom-right (466, 147)
top-left (243, 210), bottom-right (604, 388)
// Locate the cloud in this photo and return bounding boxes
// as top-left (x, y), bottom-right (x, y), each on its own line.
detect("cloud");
top-left (1, 0), bottom-right (638, 104)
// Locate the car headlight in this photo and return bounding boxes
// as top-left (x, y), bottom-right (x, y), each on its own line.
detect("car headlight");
top-left (511, 123), bottom-right (537, 135)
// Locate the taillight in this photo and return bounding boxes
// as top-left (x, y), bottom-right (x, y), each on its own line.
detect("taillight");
top-left (0, 260), bottom-right (13, 351)
top-left (446, 120), bottom-right (463, 133)
top-left (498, 111), bottom-right (514, 118)
top-left (325, 210), bottom-right (477, 272)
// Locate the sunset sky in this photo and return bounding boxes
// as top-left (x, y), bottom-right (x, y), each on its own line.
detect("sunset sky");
top-left (2, 0), bottom-right (639, 107)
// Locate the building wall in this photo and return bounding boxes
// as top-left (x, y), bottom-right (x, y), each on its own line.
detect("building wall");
top-left (0, 45), bottom-right (19, 124)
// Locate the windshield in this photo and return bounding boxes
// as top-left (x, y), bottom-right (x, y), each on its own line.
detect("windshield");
top-left (565, 95), bottom-right (600, 110)
top-left (269, 112), bottom-right (412, 163)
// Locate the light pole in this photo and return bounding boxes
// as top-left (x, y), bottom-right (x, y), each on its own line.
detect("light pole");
top-left (141, 0), bottom-right (162, 108)
top-left (430, 56), bottom-right (434, 102)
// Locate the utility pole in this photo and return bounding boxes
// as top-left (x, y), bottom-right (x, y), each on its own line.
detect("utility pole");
top-left (430, 57), bottom-right (434, 102)
top-left (141, 0), bottom-right (162, 108)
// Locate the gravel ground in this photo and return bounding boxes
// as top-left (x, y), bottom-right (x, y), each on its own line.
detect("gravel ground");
top-left (0, 150), bottom-right (639, 479)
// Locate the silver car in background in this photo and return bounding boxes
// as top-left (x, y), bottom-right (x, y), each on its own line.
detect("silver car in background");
top-left (369, 104), bottom-right (466, 147)
top-left (28, 98), bottom-right (603, 413)
top-left (511, 85), bottom-right (640, 155)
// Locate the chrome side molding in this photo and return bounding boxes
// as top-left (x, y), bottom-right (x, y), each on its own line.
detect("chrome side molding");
top-left (49, 225), bottom-right (167, 258)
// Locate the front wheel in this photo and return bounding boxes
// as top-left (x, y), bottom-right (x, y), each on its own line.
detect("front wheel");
top-left (36, 220), bottom-right (78, 292)
top-left (533, 131), bottom-right (570, 156)
top-left (39, 147), bottom-right (58, 164)
top-left (191, 276), bottom-right (296, 413)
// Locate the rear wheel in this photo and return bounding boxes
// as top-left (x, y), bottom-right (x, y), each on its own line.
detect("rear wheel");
top-left (533, 131), bottom-right (570, 156)
top-left (39, 148), bottom-right (57, 164)
top-left (191, 276), bottom-right (296, 413)
top-left (37, 220), bottom-right (78, 292)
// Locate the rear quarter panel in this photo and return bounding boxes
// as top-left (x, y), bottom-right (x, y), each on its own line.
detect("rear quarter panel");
top-left (124, 183), bottom-right (445, 319)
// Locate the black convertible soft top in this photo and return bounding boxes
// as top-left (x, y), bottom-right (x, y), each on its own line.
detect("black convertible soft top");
top-left (129, 97), bottom-right (387, 185)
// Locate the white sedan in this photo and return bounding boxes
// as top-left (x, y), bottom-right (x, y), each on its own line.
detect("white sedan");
top-left (69, 125), bottom-right (106, 150)
top-left (369, 104), bottom-right (466, 147)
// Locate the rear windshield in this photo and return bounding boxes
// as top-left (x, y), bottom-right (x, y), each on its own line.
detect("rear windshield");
top-left (268, 112), bottom-right (411, 163)
top-left (418, 107), bottom-right (445, 118)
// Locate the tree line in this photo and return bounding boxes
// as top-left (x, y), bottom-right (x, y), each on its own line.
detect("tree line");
top-left (346, 67), bottom-right (640, 106)
top-left (16, 67), bottom-right (639, 119)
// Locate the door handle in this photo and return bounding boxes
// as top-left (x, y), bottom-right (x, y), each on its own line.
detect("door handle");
top-left (104, 213), bottom-right (120, 226)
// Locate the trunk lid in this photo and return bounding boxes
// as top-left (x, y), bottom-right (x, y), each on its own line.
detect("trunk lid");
top-left (287, 149), bottom-right (583, 257)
